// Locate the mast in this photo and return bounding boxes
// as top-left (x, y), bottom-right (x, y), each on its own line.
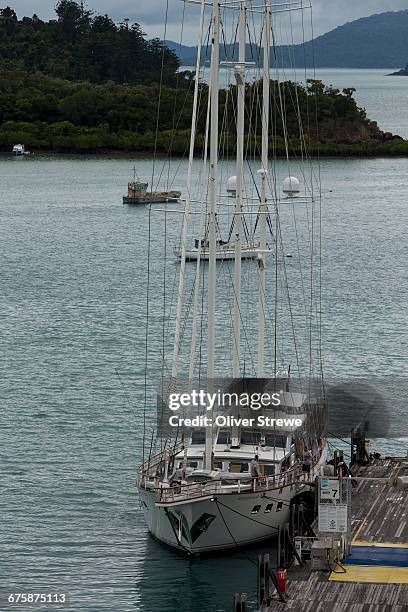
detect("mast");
top-left (230, 0), bottom-right (246, 449)
top-left (170, 0), bottom-right (205, 383)
top-left (257, 1), bottom-right (270, 377)
top-left (205, 0), bottom-right (220, 470)
top-left (233, 1), bottom-right (246, 378)
top-left (188, 96), bottom-right (211, 382)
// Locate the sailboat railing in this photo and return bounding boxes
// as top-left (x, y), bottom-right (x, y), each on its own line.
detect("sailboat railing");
top-left (138, 441), bottom-right (185, 478)
top-left (154, 459), bottom-right (321, 504)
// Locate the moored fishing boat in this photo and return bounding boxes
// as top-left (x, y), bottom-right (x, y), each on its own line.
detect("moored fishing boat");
top-left (123, 168), bottom-right (181, 205)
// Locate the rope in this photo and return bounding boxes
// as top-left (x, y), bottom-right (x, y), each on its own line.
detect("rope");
top-left (215, 497), bottom-right (279, 531)
top-left (142, 205), bottom-right (152, 464)
top-left (151, 0), bottom-right (169, 190)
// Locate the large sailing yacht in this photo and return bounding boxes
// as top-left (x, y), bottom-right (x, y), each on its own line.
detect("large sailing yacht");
top-left (137, 0), bottom-right (327, 554)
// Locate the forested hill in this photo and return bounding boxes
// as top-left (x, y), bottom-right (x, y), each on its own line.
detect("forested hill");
top-left (0, 1), bottom-right (407, 156)
top-left (0, 2), bottom-right (179, 85)
top-left (168, 10), bottom-right (408, 69)
top-left (1, 70), bottom-right (407, 156)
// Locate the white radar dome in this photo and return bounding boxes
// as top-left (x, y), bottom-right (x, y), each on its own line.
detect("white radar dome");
top-left (227, 175), bottom-right (237, 195)
top-left (282, 176), bottom-right (300, 196)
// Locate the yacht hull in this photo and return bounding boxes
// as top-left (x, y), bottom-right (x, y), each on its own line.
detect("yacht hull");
top-left (138, 449), bottom-right (327, 554)
top-left (138, 485), bottom-right (292, 554)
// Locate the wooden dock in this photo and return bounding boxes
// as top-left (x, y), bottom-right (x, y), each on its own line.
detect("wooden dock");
top-left (264, 457), bottom-right (408, 611)
top-left (265, 570), bottom-right (408, 610)
top-left (351, 458), bottom-right (408, 544)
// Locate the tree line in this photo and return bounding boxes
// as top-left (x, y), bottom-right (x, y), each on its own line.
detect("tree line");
top-left (1, 67), bottom-right (401, 154)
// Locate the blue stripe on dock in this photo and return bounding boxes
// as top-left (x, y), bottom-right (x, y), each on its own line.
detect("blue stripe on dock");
top-left (346, 545), bottom-right (408, 567)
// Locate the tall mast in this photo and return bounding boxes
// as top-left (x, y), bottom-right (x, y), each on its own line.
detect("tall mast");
top-left (233, 1), bottom-right (246, 379)
top-left (257, 1), bottom-right (270, 377)
top-left (170, 0), bottom-right (205, 383)
top-left (205, 0), bottom-right (220, 470)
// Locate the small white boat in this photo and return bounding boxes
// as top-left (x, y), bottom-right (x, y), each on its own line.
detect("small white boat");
top-left (12, 144), bottom-right (30, 156)
top-left (174, 239), bottom-right (259, 261)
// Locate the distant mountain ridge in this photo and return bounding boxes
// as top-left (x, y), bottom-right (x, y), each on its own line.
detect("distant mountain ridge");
top-left (166, 10), bottom-right (408, 69)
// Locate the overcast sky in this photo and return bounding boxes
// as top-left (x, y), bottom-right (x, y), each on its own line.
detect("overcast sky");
top-left (7, 0), bottom-right (408, 44)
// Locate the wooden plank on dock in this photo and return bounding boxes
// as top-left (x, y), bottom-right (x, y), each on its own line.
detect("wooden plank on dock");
top-left (351, 460), bottom-right (408, 545)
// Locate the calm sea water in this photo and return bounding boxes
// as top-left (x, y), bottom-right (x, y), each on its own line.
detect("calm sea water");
top-left (183, 66), bottom-right (408, 139)
top-left (1, 151), bottom-right (408, 612)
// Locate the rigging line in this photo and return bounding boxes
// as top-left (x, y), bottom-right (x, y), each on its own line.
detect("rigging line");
top-left (269, 207), bottom-right (304, 384)
top-left (147, 427), bottom-right (156, 466)
top-left (274, 202), bottom-right (278, 381)
top-left (231, 16), bottom-right (240, 57)
top-left (266, 108), bottom-right (310, 378)
top-left (164, 255), bottom-right (179, 344)
top-left (267, 85), bottom-right (315, 314)
top-left (295, 24), bottom-right (321, 198)
top-left (161, 206), bottom-right (168, 374)
top-left (162, 41), bottom-right (212, 191)
top-left (171, 0), bottom-right (206, 387)
top-left (214, 499), bottom-right (262, 568)
top-left (327, 432), bottom-right (355, 447)
top-left (179, 269), bottom-right (199, 348)
top-left (115, 368), bottom-right (134, 412)
top-left (188, 83), bottom-right (211, 381)
top-left (220, 18), bottom-right (229, 59)
top-left (308, 4), bottom-right (324, 380)
top-left (249, 0), bottom-right (262, 68)
top-left (156, 83), bottom-right (208, 193)
top-left (166, 81), bottom-right (209, 193)
top-left (142, 204), bottom-right (153, 465)
top-left (281, 19), bottom-right (310, 192)
top-left (204, 18), bottom-right (212, 59)
top-left (157, 82), bottom-right (194, 190)
top-left (215, 235), bottom-right (257, 376)
top-left (165, 0), bottom-right (187, 192)
top-left (197, 151), bottom-right (210, 384)
top-left (151, 0), bottom-right (169, 191)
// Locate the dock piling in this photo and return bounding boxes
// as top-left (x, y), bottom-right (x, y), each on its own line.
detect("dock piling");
top-left (233, 592), bottom-right (247, 612)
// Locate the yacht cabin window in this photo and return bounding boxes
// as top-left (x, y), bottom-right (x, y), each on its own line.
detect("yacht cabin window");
top-left (229, 462), bottom-right (249, 473)
top-left (261, 464), bottom-right (275, 476)
top-left (191, 430), bottom-right (205, 444)
top-left (217, 430), bottom-right (230, 445)
top-left (240, 430), bottom-right (287, 449)
top-left (264, 434), bottom-right (286, 448)
top-left (177, 460), bottom-right (198, 469)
